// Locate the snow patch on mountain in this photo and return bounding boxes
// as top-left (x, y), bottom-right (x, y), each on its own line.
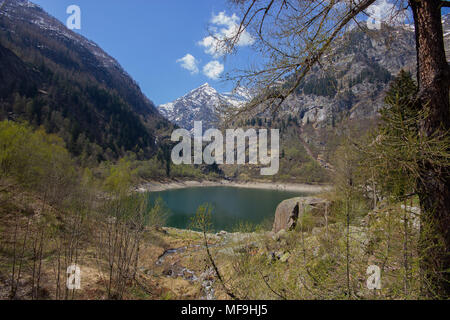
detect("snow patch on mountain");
top-left (158, 83), bottom-right (251, 131)
top-left (1, 0), bottom-right (129, 74)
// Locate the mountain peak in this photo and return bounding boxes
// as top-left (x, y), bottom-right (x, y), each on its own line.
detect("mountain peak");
top-left (188, 83), bottom-right (216, 94)
top-left (158, 83), bottom-right (250, 131)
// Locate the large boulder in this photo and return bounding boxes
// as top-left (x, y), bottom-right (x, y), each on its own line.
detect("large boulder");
top-left (272, 197), bottom-right (329, 233)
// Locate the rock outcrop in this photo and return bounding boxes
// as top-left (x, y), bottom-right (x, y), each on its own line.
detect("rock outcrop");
top-left (272, 197), bottom-right (329, 233)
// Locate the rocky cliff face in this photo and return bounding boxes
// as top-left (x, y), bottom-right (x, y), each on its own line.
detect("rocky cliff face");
top-left (279, 24), bottom-right (419, 129)
top-left (279, 16), bottom-right (450, 129)
top-left (277, 19), bottom-right (449, 164)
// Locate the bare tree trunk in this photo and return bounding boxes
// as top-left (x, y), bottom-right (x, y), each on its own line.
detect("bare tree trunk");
top-left (12, 215), bottom-right (31, 299)
top-left (346, 196), bottom-right (351, 298)
top-left (409, 0), bottom-right (450, 298)
top-left (9, 215), bottom-right (19, 299)
top-left (403, 200), bottom-right (409, 297)
top-left (55, 238), bottom-right (62, 300)
top-left (325, 203), bottom-right (329, 242)
top-left (372, 169), bottom-right (377, 210)
top-left (31, 229), bottom-right (39, 300)
top-left (35, 228), bottom-right (45, 299)
top-left (381, 209), bottom-right (392, 273)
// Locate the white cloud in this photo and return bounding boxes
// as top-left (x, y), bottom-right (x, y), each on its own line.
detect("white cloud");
top-left (198, 11), bottom-right (254, 58)
top-left (176, 54), bottom-right (199, 74)
top-left (203, 60), bottom-right (224, 80)
top-left (198, 36), bottom-right (220, 57)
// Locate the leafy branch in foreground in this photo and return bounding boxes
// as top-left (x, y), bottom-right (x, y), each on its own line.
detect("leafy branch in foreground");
top-left (359, 71), bottom-right (450, 297)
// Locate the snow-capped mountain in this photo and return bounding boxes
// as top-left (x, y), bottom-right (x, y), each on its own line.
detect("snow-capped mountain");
top-left (1, 0), bottom-right (123, 72)
top-left (158, 83), bottom-right (251, 131)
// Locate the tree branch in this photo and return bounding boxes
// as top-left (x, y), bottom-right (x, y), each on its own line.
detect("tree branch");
top-left (223, 0), bottom-right (377, 122)
top-left (441, 1), bottom-right (450, 8)
top-left (0, 0), bottom-right (8, 13)
top-left (258, 270), bottom-right (287, 300)
top-left (202, 226), bottom-right (239, 300)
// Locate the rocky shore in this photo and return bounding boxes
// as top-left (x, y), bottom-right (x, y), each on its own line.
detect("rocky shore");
top-left (137, 180), bottom-right (330, 193)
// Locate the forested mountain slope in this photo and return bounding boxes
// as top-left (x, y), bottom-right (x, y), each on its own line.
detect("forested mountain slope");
top-left (0, 0), bottom-right (170, 163)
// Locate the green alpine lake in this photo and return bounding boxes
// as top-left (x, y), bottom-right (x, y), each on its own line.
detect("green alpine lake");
top-left (147, 186), bottom-right (309, 231)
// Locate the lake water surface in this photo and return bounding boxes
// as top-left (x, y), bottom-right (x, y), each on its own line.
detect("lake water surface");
top-left (148, 186), bottom-right (308, 231)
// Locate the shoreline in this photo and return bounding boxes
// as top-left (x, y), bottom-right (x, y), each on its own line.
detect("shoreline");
top-left (137, 180), bottom-right (331, 194)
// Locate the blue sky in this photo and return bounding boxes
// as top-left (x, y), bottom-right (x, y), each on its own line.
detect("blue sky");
top-left (32, 0), bottom-right (256, 105)
top-left (32, 1), bottom-right (450, 106)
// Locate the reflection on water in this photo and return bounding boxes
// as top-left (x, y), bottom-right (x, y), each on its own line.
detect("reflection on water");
top-left (147, 186), bottom-right (308, 231)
